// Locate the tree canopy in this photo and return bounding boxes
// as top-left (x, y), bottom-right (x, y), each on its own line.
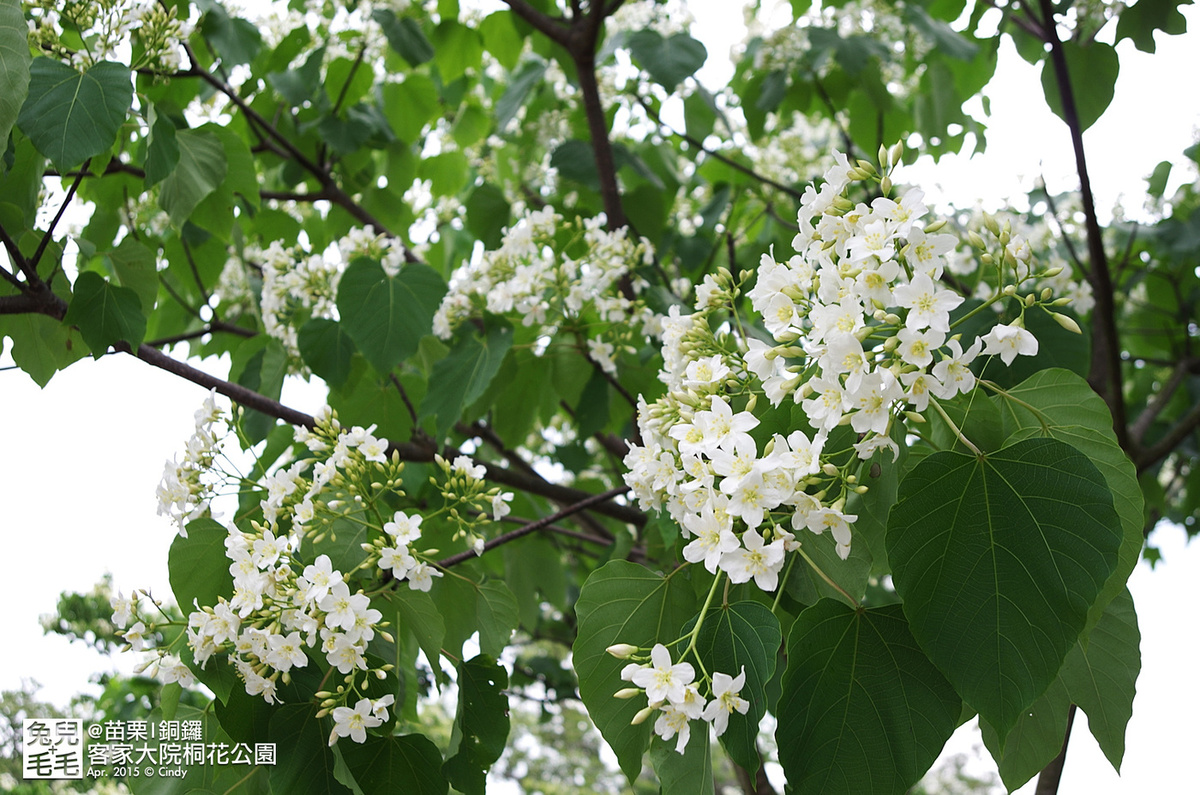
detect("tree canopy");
top-left (1, 0), bottom-right (1198, 792)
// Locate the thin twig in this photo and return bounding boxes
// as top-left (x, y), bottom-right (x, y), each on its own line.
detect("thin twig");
top-left (437, 486), bottom-right (629, 568)
top-left (30, 159), bottom-right (90, 276)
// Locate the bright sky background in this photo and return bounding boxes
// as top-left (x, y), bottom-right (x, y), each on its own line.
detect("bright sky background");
top-left (2, 1), bottom-right (1199, 792)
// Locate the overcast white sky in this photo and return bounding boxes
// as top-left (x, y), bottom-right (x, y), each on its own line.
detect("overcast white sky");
top-left (2, 2), bottom-right (1199, 792)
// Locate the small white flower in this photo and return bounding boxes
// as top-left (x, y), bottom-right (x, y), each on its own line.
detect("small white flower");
top-left (328, 698), bottom-right (382, 745)
top-left (630, 644), bottom-right (695, 705)
top-left (491, 492), bottom-right (513, 521)
top-left (654, 704), bottom-right (694, 754)
top-left (981, 323), bottom-right (1039, 365)
top-left (383, 511), bottom-right (423, 544)
top-left (701, 667), bottom-right (749, 736)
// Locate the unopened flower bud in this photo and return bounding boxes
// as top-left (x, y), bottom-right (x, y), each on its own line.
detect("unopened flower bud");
top-left (890, 140), bottom-right (904, 165)
top-left (606, 643), bottom-right (638, 659)
top-left (822, 463), bottom-right (839, 477)
top-left (880, 176), bottom-right (892, 195)
top-left (984, 214), bottom-right (1001, 237)
top-left (1024, 293), bottom-right (1036, 307)
top-left (614, 688), bottom-right (642, 699)
top-left (1040, 287), bottom-right (1053, 301)
top-left (1049, 311), bottom-right (1082, 334)
top-left (1042, 266), bottom-right (1063, 278)
top-left (631, 705), bottom-right (656, 725)
top-left (968, 231), bottom-right (987, 250)
top-left (924, 218), bottom-right (947, 234)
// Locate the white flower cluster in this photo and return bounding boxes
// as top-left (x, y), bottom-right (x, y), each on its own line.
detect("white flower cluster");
top-left (218, 230), bottom-right (415, 371)
top-left (26, 0), bottom-right (189, 71)
top-left (253, 241), bottom-right (343, 366)
top-left (144, 398), bottom-right (519, 734)
top-left (433, 208), bottom-right (659, 371)
top-left (626, 147), bottom-right (1063, 570)
top-left (111, 591), bottom-right (197, 688)
top-left (950, 205), bottom-right (1096, 316)
top-left (610, 643), bottom-right (749, 754)
top-left (156, 389), bottom-right (226, 535)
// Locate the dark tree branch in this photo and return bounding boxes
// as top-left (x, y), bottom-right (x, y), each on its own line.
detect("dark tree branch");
top-left (1130, 356), bottom-right (1195, 446)
top-left (1034, 704), bottom-right (1076, 795)
top-left (144, 320), bottom-right (257, 348)
top-left (181, 44), bottom-right (417, 260)
top-left (0, 262), bottom-right (26, 292)
top-left (501, 0), bottom-right (572, 47)
top-left (981, 0), bottom-right (1050, 40)
top-left (574, 50), bottom-right (626, 230)
top-left (116, 341), bottom-right (646, 525)
top-left (390, 373), bottom-right (422, 427)
top-left (1136, 399), bottom-right (1200, 475)
top-left (0, 222), bottom-right (26, 277)
top-left (1038, 0), bottom-right (1128, 452)
top-left (437, 486), bottom-right (629, 568)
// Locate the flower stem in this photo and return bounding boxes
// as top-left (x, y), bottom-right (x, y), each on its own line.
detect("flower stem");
top-left (681, 572), bottom-right (723, 663)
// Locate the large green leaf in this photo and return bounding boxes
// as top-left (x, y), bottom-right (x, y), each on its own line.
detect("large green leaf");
top-left (978, 586), bottom-right (1141, 786)
top-left (1060, 586), bottom-right (1140, 770)
top-left (1039, 40), bottom-right (1119, 133)
top-left (298, 318), bottom-right (358, 388)
top-left (63, 271), bottom-right (147, 355)
top-left (886, 437), bottom-right (1121, 740)
top-left (144, 106), bottom-right (180, 188)
top-left (106, 237), bottom-right (160, 312)
top-left (650, 731), bottom-right (715, 795)
top-left (339, 734), bottom-right (448, 795)
top-left (169, 517), bottom-right (234, 610)
top-left (418, 322), bottom-right (513, 441)
top-left (0, 312), bottom-right (85, 386)
top-left (691, 602), bottom-right (780, 774)
top-left (1115, 0), bottom-right (1193, 53)
top-left (17, 58), bottom-right (132, 170)
top-left (626, 30), bottom-right (708, 91)
top-left (374, 9), bottom-right (435, 66)
top-left (465, 182), bottom-right (512, 249)
top-left (382, 76), bottom-right (439, 142)
top-left (432, 21), bottom-right (483, 83)
top-left (158, 129), bottom-right (228, 229)
top-left (775, 601), bottom-right (961, 795)
top-left (475, 580), bottom-right (519, 658)
top-left (269, 704), bottom-right (352, 795)
top-left (336, 259), bottom-right (447, 375)
top-left (387, 588), bottom-right (446, 678)
top-left (0, 0), bottom-right (31, 147)
top-left (442, 655), bottom-right (510, 795)
top-left (979, 675), bottom-right (1071, 791)
top-left (573, 561), bottom-right (698, 781)
top-left (494, 58), bottom-right (546, 132)
top-left (993, 368), bottom-right (1144, 639)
